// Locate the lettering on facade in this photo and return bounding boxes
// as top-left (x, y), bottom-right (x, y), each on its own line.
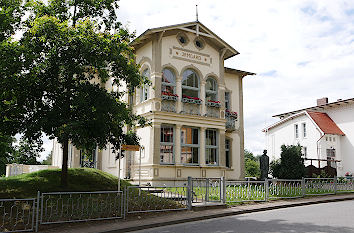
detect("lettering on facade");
top-left (172, 46), bottom-right (211, 66)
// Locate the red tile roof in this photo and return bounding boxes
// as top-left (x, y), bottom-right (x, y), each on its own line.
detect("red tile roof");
top-left (307, 111), bottom-right (345, 136)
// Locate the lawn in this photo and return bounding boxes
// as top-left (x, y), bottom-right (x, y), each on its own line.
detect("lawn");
top-left (0, 168), bottom-right (129, 199)
top-left (0, 168), bottom-right (185, 231)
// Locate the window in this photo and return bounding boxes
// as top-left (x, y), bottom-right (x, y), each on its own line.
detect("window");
top-left (225, 139), bottom-right (231, 168)
top-left (327, 148), bottom-right (335, 158)
top-left (303, 146), bottom-right (307, 158)
top-left (333, 137), bottom-right (336, 142)
top-left (181, 127), bottom-right (199, 164)
top-left (162, 68), bottom-right (176, 94)
top-left (205, 78), bottom-right (218, 101)
top-left (206, 129), bottom-right (218, 165)
top-left (140, 69), bottom-right (150, 102)
top-left (302, 123), bottom-right (307, 138)
top-left (294, 124), bottom-right (299, 139)
top-left (225, 92), bottom-right (231, 110)
top-left (160, 125), bottom-right (174, 164)
top-left (182, 69), bottom-right (199, 98)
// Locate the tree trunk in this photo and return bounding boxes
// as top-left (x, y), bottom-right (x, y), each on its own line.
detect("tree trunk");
top-left (61, 139), bottom-right (69, 187)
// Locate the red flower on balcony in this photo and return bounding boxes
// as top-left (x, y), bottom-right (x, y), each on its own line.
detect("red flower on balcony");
top-left (162, 91), bottom-right (178, 97)
top-left (182, 95), bottom-right (201, 101)
top-left (207, 100), bottom-right (221, 103)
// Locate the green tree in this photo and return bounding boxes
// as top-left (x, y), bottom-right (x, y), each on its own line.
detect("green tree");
top-left (0, 134), bottom-right (14, 175)
top-left (42, 151), bottom-right (52, 165)
top-left (270, 145), bottom-right (305, 179)
top-left (1, 0), bottom-right (148, 186)
top-left (244, 149), bottom-right (260, 178)
top-left (10, 138), bottom-right (42, 165)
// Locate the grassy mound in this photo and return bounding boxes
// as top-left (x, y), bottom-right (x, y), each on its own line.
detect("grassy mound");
top-left (0, 168), bottom-right (130, 198)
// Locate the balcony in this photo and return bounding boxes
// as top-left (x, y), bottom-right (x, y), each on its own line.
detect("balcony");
top-left (161, 92), bottom-right (178, 113)
top-left (206, 100), bottom-right (220, 118)
top-left (225, 110), bottom-right (238, 131)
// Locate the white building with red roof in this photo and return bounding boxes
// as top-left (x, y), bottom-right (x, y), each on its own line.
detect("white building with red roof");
top-left (263, 97), bottom-right (354, 177)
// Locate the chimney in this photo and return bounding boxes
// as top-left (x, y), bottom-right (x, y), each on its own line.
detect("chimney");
top-left (317, 97), bottom-right (328, 106)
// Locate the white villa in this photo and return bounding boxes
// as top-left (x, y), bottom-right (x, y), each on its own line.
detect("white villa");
top-left (52, 21), bottom-right (255, 185)
top-left (264, 97), bottom-right (354, 177)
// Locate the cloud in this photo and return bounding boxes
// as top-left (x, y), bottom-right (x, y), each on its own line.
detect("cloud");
top-left (114, 0), bottom-right (354, 155)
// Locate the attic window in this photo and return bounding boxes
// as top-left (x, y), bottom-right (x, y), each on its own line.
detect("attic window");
top-left (194, 37), bottom-right (205, 50)
top-left (177, 32), bottom-right (188, 46)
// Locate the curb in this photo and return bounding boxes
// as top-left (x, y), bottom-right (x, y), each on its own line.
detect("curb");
top-left (101, 196), bottom-right (354, 233)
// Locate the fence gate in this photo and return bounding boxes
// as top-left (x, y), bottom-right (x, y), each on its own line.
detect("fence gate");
top-left (191, 178), bottom-right (222, 203)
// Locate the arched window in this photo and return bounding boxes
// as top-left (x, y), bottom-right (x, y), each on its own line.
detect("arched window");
top-left (205, 77), bottom-right (218, 101)
top-left (182, 69), bottom-right (199, 98)
top-left (140, 69), bottom-right (150, 102)
top-left (162, 68), bottom-right (176, 94)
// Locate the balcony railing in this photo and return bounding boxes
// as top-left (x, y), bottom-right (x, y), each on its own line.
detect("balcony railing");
top-left (226, 116), bottom-right (236, 131)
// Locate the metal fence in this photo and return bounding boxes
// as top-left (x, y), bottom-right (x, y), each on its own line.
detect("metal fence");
top-left (268, 179), bottom-right (304, 199)
top-left (0, 198), bottom-right (36, 232)
top-left (1, 176), bottom-right (354, 232)
top-left (191, 178), bottom-right (222, 203)
top-left (225, 180), bottom-right (266, 203)
top-left (126, 186), bottom-right (188, 213)
top-left (305, 178), bottom-right (336, 195)
top-left (39, 191), bottom-right (124, 225)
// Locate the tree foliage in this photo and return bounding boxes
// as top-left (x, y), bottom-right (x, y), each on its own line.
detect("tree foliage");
top-left (270, 145), bottom-right (305, 179)
top-left (1, 0), bottom-right (147, 185)
top-left (10, 138), bottom-right (42, 165)
top-left (244, 149), bottom-right (260, 178)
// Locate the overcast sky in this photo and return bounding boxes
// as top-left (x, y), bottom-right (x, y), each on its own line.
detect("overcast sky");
top-left (39, 0), bottom-right (354, 159)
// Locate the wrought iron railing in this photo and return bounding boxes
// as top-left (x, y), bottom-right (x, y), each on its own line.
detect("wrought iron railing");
top-left (1, 177), bottom-right (354, 232)
top-left (226, 116), bottom-right (236, 131)
top-left (40, 191), bottom-right (124, 225)
top-left (126, 186), bottom-right (188, 213)
top-left (0, 198), bottom-right (36, 232)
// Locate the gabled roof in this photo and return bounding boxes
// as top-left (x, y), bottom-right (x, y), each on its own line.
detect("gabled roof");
top-left (131, 21), bottom-right (239, 60)
top-left (307, 111), bottom-right (345, 136)
top-left (263, 111), bottom-right (345, 136)
top-left (273, 97), bottom-right (354, 119)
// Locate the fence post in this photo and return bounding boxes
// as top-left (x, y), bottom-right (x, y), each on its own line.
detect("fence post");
top-left (221, 177), bottom-right (226, 204)
top-left (187, 176), bottom-right (192, 210)
top-left (265, 178), bottom-right (269, 202)
top-left (123, 187), bottom-right (127, 219)
top-left (334, 176), bottom-right (337, 194)
top-left (205, 178), bottom-right (209, 203)
top-left (35, 191), bottom-right (40, 232)
top-left (301, 177), bottom-right (306, 197)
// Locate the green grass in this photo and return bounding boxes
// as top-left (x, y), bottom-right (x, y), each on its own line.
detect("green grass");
top-left (0, 168), bottom-right (130, 199)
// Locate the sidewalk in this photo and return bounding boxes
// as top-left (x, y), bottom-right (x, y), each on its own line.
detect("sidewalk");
top-left (42, 193), bottom-right (354, 233)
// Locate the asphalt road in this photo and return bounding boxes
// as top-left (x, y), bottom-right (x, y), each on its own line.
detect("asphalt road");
top-left (132, 200), bottom-right (354, 233)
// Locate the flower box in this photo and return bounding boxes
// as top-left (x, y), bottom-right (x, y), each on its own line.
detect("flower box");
top-left (182, 95), bottom-right (202, 105)
top-left (226, 110), bottom-right (238, 119)
top-left (206, 100), bottom-right (221, 108)
top-left (161, 92), bottom-right (178, 101)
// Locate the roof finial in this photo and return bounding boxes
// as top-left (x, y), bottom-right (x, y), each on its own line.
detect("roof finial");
top-left (196, 4), bottom-right (199, 21)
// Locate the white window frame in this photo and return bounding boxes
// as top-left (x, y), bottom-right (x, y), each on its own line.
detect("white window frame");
top-left (140, 69), bottom-right (150, 102)
top-left (205, 77), bottom-right (218, 102)
top-left (302, 123), bottom-right (307, 138)
top-left (294, 124), bottom-right (299, 139)
top-left (182, 69), bottom-right (200, 98)
top-left (161, 68), bottom-right (176, 94)
top-left (181, 126), bottom-right (199, 165)
top-left (160, 124), bottom-right (175, 164)
top-left (205, 129), bottom-right (218, 165)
